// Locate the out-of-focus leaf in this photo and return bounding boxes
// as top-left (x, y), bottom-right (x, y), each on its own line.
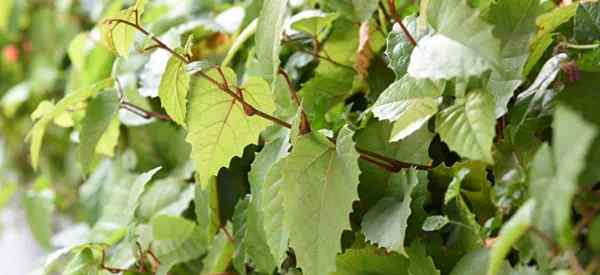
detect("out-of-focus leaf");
top-left (28, 78), bottom-right (113, 170)
top-left (574, 2), bottom-right (600, 44)
top-left (0, 0), bottom-right (13, 31)
top-left (80, 91), bottom-right (120, 172)
top-left (484, 0), bottom-right (545, 117)
top-left (487, 200), bottom-right (535, 275)
top-left (63, 248), bottom-right (99, 275)
top-left (23, 177), bottom-right (55, 249)
top-left (90, 167), bottom-right (161, 243)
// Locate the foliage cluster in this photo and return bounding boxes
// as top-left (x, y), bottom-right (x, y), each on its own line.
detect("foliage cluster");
top-left (1, 0), bottom-right (600, 274)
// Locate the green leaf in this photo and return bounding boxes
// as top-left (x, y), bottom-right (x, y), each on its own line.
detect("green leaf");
top-left (588, 215), bottom-right (600, 253)
top-left (444, 168), bottom-right (470, 205)
top-left (407, 240), bottom-right (441, 275)
top-left (0, 0), bottom-right (13, 31)
top-left (356, 120), bottom-right (433, 170)
top-left (201, 228), bottom-right (235, 275)
top-left (186, 68), bottom-right (275, 187)
top-left (260, 160), bottom-right (289, 264)
top-left (529, 4), bottom-right (577, 56)
top-left (436, 89), bottom-right (495, 163)
top-left (138, 178), bottom-right (194, 219)
top-left (574, 2), bottom-right (600, 44)
top-left (68, 33), bottom-right (89, 70)
top-left (0, 182), bottom-right (17, 210)
top-left (95, 116), bottom-right (120, 157)
top-left (282, 126), bottom-right (360, 275)
top-left (28, 78), bottom-right (113, 170)
top-left (385, 18), bottom-right (419, 78)
top-left (372, 76), bottom-right (444, 141)
top-left (90, 167), bottom-right (161, 243)
top-left (23, 177), bottom-right (55, 249)
top-left (422, 215), bottom-right (450, 232)
top-left (320, 0), bottom-right (379, 22)
top-left (101, 6), bottom-right (141, 57)
top-left (136, 223), bottom-right (207, 275)
top-left (361, 168), bottom-right (423, 256)
top-left (291, 11), bottom-right (339, 36)
top-left (409, 0), bottom-right (503, 79)
top-left (195, 176), bottom-right (220, 244)
top-left (151, 215), bottom-right (196, 241)
top-left (551, 105), bottom-right (597, 246)
top-left (159, 54), bottom-right (190, 126)
top-left (247, 137), bottom-right (290, 269)
top-left (450, 249), bottom-right (510, 275)
top-left (80, 92), bottom-right (120, 171)
top-left (331, 247), bottom-right (410, 275)
top-left (255, 0), bottom-right (288, 83)
top-left (487, 199), bottom-right (535, 275)
top-left (484, 0), bottom-right (545, 117)
top-left (63, 248), bottom-right (99, 275)
top-left (523, 32), bottom-right (554, 78)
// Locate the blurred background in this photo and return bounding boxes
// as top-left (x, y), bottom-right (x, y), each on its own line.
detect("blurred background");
top-left (0, 0), bottom-right (247, 273)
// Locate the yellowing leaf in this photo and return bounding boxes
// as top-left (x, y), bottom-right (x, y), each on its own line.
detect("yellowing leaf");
top-left (186, 68), bottom-right (275, 187)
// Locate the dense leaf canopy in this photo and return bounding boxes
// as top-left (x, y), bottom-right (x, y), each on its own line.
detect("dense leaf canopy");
top-left (0, 0), bottom-right (600, 275)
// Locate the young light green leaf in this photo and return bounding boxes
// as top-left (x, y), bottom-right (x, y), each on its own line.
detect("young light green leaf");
top-left (422, 215), bottom-right (450, 232)
top-left (80, 91), bottom-right (120, 172)
top-left (186, 69), bottom-right (275, 187)
top-left (159, 54), bottom-right (190, 126)
top-left (0, 0), bottom-right (13, 31)
top-left (361, 168), bottom-right (422, 256)
top-left (29, 78), bottom-right (113, 170)
top-left (436, 89), bottom-right (495, 164)
top-left (487, 199), bottom-right (535, 275)
top-left (151, 215), bottom-right (196, 241)
top-left (255, 0), bottom-right (288, 83)
top-left (282, 126), bottom-right (360, 275)
top-left (529, 4), bottom-right (577, 59)
top-left (95, 116), bottom-right (120, 157)
top-left (101, 4), bottom-right (142, 57)
top-left (371, 76), bottom-right (444, 141)
top-left (290, 10), bottom-right (339, 36)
